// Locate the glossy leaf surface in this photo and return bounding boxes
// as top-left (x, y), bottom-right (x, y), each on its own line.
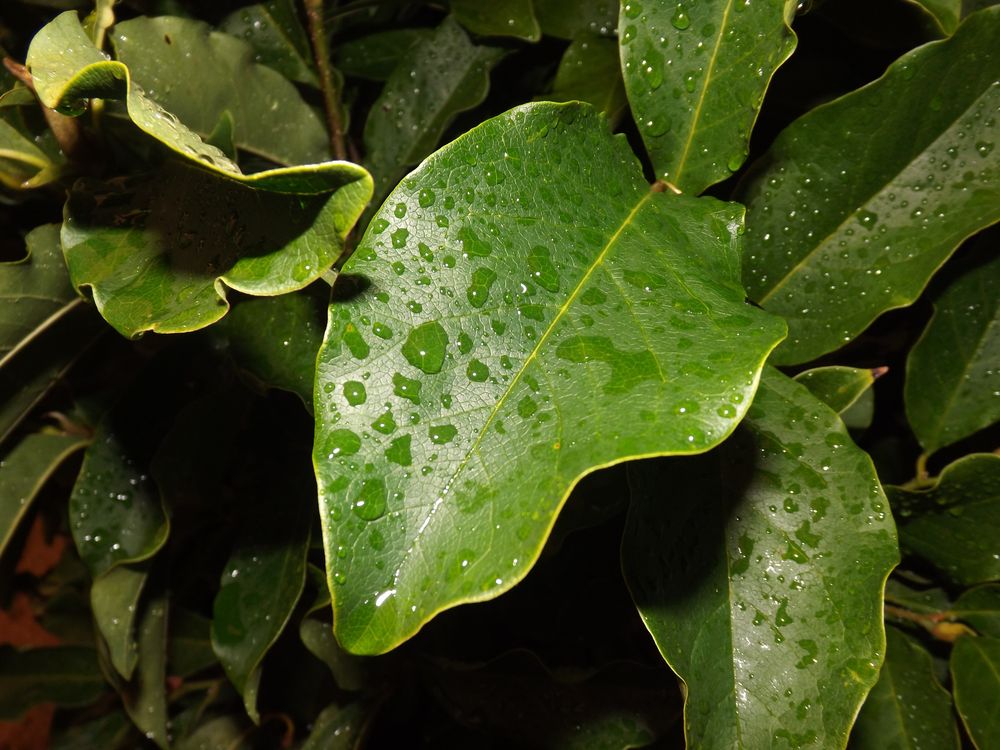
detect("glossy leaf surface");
top-left (620, 0), bottom-right (796, 194)
top-left (849, 626), bottom-right (959, 750)
top-left (315, 102), bottom-right (785, 654)
top-left (951, 635), bottom-right (1000, 748)
top-left (547, 34), bottom-right (627, 124)
top-left (740, 8), bottom-right (1000, 364)
top-left (623, 368), bottom-right (897, 749)
top-left (28, 12), bottom-right (361, 191)
top-left (452, 0), bottom-right (541, 40)
top-left (219, 0), bottom-right (319, 87)
top-left (62, 161), bottom-right (371, 337)
top-left (905, 253), bottom-right (1000, 453)
top-left (363, 18), bottom-right (504, 203)
top-left (887, 453), bottom-right (1000, 586)
top-left (0, 646), bottom-right (104, 719)
top-left (0, 433), bottom-right (87, 558)
top-left (794, 366), bottom-right (877, 415)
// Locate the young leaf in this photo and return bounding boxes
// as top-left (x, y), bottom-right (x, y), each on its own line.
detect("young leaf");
top-left (363, 17), bottom-right (505, 203)
top-left (794, 365), bottom-right (878, 415)
top-left (622, 368), bottom-right (898, 750)
top-left (954, 584), bottom-right (1000, 637)
top-left (546, 34), bottom-right (628, 124)
top-left (534, 0), bottom-right (618, 38)
top-left (0, 433), bottom-right (87, 559)
top-left (905, 253), bottom-right (1000, 453)
top-left (315, 102), bottom-right (786, 654)
top-left (219, 0), bottom-right (319, 87)
top-left (62, 161), bottom-right (371, 338)
top-left (886, 453), bottom-right (1000, 586)
top-left (740, 8), bottom-right (1000, 365)
top-left (620, 0), bottom-right (797, 195)
top-left (849, 626), bottom-right (960, 750)
top-left (951, 635), bottom-right (1000, 749)
top-left (0, 646), bottom-right (105, 719)
top-left (27, 12), bottom-right (364, 189)
top-left (452, 0), bottom-right (542, 41)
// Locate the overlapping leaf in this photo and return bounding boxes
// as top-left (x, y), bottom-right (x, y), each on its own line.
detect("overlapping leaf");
top-left (535, 0), bottom-right (617, 38)
top-left (954, 585), bottom-right (1000, 637)
top-left (315, 102), bottom-right (785, 654)
top-left (623, 368), bottom-right (897, 749)
top-left (0, 118), bottom-right (61, 189)
top-left (795, 366), bottom-right (879, 415)
top-left (850, 626), bottom-right (959, 749)
top-left (619, 0), bottom-right (797, 195)
top-left (220, 0), bottom-right (319, 87)
top-left (740, 8), bottom-right (1000, 364)
top-left (951, 635), bottom-right (1000, 748)
top-left (905, 252), bottom-right (1000, 453)
top-left (546, 34), bottom-right (627, 124)
top-left (452, 0), bottom-right (541, 40)
top-left (887, 453), bottom-right (1000, 586)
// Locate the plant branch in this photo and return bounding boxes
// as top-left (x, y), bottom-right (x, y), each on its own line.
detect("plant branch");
top-left (303, 0), bottom-right (347, 160)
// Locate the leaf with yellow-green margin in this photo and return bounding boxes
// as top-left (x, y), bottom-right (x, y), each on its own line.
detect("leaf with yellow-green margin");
top-left (619, 0), bottom-right (797, 195)
top-left (314, 101), bottom-right (785, 654)
top-left (794, 366), bottom-right (878, 415)
top-left (623, 368), bottom-right (898, 750)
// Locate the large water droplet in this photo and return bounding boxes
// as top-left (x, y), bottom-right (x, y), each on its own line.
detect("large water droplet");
top-left (401, 321), bottom-right (449, 374)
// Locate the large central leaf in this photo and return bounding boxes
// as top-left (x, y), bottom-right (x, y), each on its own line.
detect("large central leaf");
top-left (313, 102), bottom-right (785, 654)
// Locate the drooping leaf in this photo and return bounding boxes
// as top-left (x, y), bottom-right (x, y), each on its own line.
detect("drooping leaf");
top-left (452, 0), bottom-right (541, 41)
top-left (219, 0), bottom-right (319, 87)
top-left (121, 590), bottom-right (168, 749)
top-left (620, 0), bottom-right (796, 194)
top-left (740, 8), bottom-right (1000, 365)
top-left (906, 0), bottom-right (962, 33)
top-left (0, 118), bottom-right (62, 189)
top-left (168, 608), bottom-right (217, 678)
top-left (90, 563), bottom-right (148, 679)
top-left (534, 0), bottom-right (617, 38)
top-left (905, 253), bottom-right (1000, 453)
top-left (28, 11), bottom-right (362, 188)
top-left (61, 160), bottom-right (371, 338)
top-left (300, 702), bottom-right (372, 750)
top-left (335, 29), bottom-right (432, 81)
top-left (211, 452), bottom-right (312, 722)
top-left (546, 34), bottom-right (627, 124)
top-left (794, 365), bottom-right (878, 414)
top-left (951, 635), bottom-right (1000, 749)
top-left (427, 650), bottom-right (679, 748)
top-left (315, 102), bottom-right (785, 654)
top-left (849, 626), bottom-right (959, 750)
top-left (363, 17), bottom-right (505, 203)
top-left (886, 453), bottom-right (1000, 586)
top-left (211, 290), bottom-right (327, 411)
top-left (622, 368), bottom-right (898, 750)
top-left (0, 646), bottom-right (105, 719)
top-left (0, 432), bottom-right (87, 559)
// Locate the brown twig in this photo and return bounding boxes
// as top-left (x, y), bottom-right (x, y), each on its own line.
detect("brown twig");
top-left (303, 0), bottom-right (347, 160)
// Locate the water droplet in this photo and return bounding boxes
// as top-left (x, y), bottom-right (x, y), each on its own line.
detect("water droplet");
top-left (467, 267), bottom-right (498, 308)
top-left (428, 424), bottom-right (457, 444)
top-left (401, 321), bottom-right (449, 374)
top-left (353, 478), bottom-right (387, 521)
top-left (343, 380), bottom-right (367, 406)
top-left (393, 372), bottom-right (422, 404)
top-left (467, 359), bottom-right (490, 382)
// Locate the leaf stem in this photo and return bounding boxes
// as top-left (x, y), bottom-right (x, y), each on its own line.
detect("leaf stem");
top-left (303, 0), bottom-right (348, 161)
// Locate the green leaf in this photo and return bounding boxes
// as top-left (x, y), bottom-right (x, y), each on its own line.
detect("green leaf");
top-left (887, 453), bottom-right (1000, 586)
top-left (0, 433), bottom-right (87, 559)
top-left (315, 102), bottom-right (785, 654)
top-left (0, 646), bottom-right (105, 719)
top-left (534, 0), bottom-right (617, 38)
top-left (0, 118), bottom-right (61, 189)
top-left (90, 563), bottom-right (148, 679)
top-left (884, 576), bottom-right (952, 615)
top-left (111, 15), bottom-right (328, 165)
top-left (300, 702), bottom-right (371, 750)
top-left (905, 253), bottom-right (1000, 453)
top-left (622, 368), bottom-right (898, 750)
top-left (299, 566), bottom-right (368, 692)
top-left (50, 710), bottom-right (131, 750)
top-left (121, 590), bottom-right (168, 749)
top-left (62, 160), bottom-right (371, 337)
top-left (794, 365), bottom-right (878, 414)
top-left (175, 716), bottom-right (251, 750)
top-left (849, 626), bottom-right (959, 750)
top-left (363, 17), bottom-right (505, 204)
top-left (545, 34), bottom-right (627, 124)
top-left (740, 8), bottom-right (1000, 365)
top-left (452, 0), bottom-right (541, 41)
top-left (211, 290), bottom-right (327, 411)
top-left (219, 0), bottom-right (319, 87)
top-left (335, 29), bottom-right (431, 81)
top-left (906, 0), bottom-right (962, 33)
top-left (951, 635), bottom-right (1000, 749)
top-left (620, 0), bottom-right (796, 195)
top-left (168, 608), bottom-right (217, 678)
top-left (27, 12), bottom-right (362, 188)
top-left (954, 584), bottom-right (1000, 637)
top-left (427, 651), bottom-right (677, 748)
top-left (211, 460), bottom-right (311, 722)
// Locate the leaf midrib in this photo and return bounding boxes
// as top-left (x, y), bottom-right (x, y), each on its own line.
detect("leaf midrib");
top-left (390, 187), bottom-right (656, 588)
